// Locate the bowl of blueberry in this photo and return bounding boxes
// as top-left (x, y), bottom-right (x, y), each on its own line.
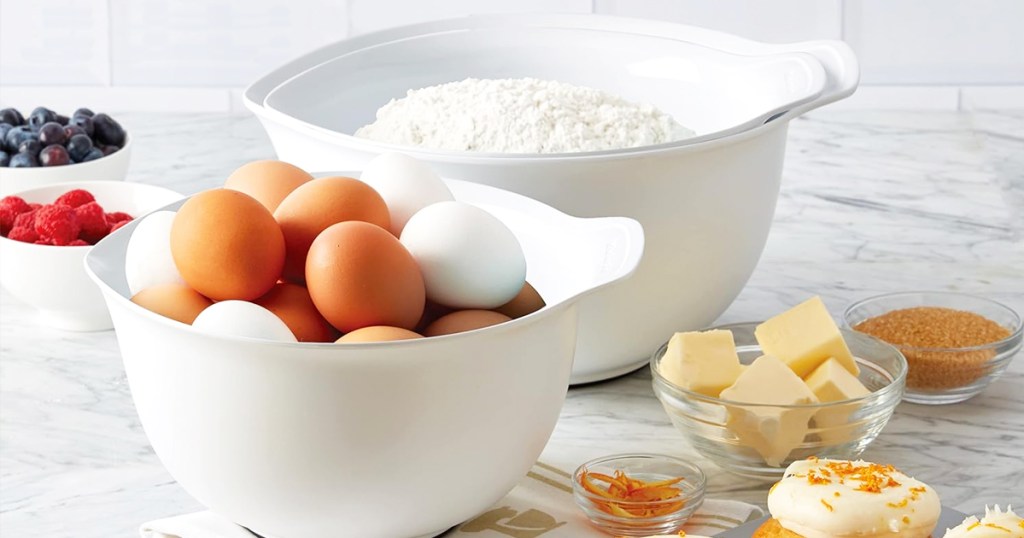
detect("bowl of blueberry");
top-left (0, 106), bottom-right (131, 196)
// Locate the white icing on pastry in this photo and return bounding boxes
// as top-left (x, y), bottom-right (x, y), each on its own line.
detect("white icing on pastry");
top-left (943, 506), bottom-right (1024, 538)
top-left (767, 458), bottom-right (941, 538)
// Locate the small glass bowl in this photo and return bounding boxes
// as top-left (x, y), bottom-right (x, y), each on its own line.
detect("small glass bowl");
top-left (651, 322), bottom-right (907, 479)
top-left (573, 453), bottom-right (706, 537)
top-left (844, 291), bottom-right (1023, 405)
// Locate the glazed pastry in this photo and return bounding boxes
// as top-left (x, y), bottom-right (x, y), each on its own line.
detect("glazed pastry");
top-left (755, 458), bottom-right (941, 538)
top-left (942, 506), bottom-right (1023, 538)
top-left (630, 528), bottom-right (712, 532)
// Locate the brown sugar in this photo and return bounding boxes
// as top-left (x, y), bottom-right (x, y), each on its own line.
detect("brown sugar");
top-left (853, 307), bottom-right (1011, 390)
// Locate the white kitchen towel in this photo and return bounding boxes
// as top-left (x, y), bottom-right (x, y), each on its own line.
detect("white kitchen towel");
top-left (141, 461), bottom-right (764, 538)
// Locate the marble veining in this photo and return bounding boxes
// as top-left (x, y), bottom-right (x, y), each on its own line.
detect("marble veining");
top-left (1, 109), bottom-right (1022, 537)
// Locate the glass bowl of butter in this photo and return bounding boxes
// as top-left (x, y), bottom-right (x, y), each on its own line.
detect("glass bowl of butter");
top-left (650, 296), bottom-right (907, 479)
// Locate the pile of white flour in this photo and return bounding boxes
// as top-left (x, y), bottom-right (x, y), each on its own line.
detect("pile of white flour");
top-left (354, 78), bottom-right (694, 154)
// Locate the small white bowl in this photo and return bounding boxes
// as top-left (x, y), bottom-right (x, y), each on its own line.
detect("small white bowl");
top-left (0, 179), bottom-right (182, 331)
top-left (0, 135), bottom-right (133, 197)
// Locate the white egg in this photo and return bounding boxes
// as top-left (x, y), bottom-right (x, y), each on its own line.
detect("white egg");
top-left (359, 152), bottom-right (454, 235)
top-left (192, 300), bottom-right (297, 342)
top-left (125, 211), bottom-right (185, 296)
top-left (401, 201), bottom-right (525, 309)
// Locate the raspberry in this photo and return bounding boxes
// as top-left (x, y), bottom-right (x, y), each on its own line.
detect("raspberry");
top-left (12, 209), bottom-right (38, 229)
top-left (28, 203), bottom-right (41, 210)
top-left (75, 202), bottom-right (110, 244)
top-left (34, 239), bottom-right (52, 245)
top-left (34, 204), bottom-right (80, 246)
top-left (0, 196), bottom-right (32, 235)
top-left (110, 220), bottom-right (131, 233)
top-left (0, 195), bottom-right (31, 213)
top-left (105, 211), bottom-right (132, 225)
top-left (0, 207), bottom-right (14, 236)
top-left (54, 189), bottom-right (96, 208)
top-left (68, 239), bottom-right (90, 246)
top-left (7, 226), bottom-right (38, 243)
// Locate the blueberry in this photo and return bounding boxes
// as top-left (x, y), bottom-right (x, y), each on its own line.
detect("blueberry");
top-left (28, 107), bottom-right (56, 131)
top-left (80, 148), bottom-right (104, 162)
top-left (18, 139), bottom-right (41, 157)
top-left (39, 144), bottom-right (70, 166)
top-left (0, 108), bottom-right (24, 126)
top-left (92, 113), bottom-right (125, 147)
top-left (56, 114), bottom-right (70, 126)
top-left (99, 144), bottom-right (119, 156)
top-left (70, 115), bottom-right (94, 137)
top-left (38, 122), bottom-right (66, 147)
top-left (66, 134), bottom-right (93, 162)
top-left (0, 151), bottom-right (9, 167)
top-left (64, 125), bottom-right (86, 140)
top-left (9, 152), bottom-right (37, 167)
top-left (0, 123), bottom-right (12, 149)
top-left (5, 126), bottom-right (36, 152)
top-left (72, 107), bottom-right (94, 118)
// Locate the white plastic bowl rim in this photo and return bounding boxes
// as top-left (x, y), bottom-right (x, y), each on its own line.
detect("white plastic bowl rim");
top-left (246, 13), bottom-right (858, 160)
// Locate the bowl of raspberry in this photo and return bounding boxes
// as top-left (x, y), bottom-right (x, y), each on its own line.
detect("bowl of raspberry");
top-left (0, 181), bottom-right (181, 331)
top-left (0, 107), bottom-right (132, 197)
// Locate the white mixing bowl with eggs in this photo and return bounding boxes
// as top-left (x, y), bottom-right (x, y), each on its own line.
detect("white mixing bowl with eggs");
top-left (85, 178), bottom-right (643, 538)
top-left (244, 14), bottom-right (860, 383)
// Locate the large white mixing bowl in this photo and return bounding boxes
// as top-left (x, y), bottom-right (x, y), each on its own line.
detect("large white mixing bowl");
top-left (244, 14), bottom-right (859, 383)
top-left (85, 178), bottom-right (643, 538)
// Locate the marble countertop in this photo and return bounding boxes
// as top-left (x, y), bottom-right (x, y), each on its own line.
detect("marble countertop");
top-left (2, 109), bottom-right (1021, 537)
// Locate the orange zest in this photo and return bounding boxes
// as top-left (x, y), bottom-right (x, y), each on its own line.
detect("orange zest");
top-left (579, 469), bottom-right (685, 518)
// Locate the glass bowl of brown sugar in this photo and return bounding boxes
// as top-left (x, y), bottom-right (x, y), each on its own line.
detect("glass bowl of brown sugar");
top-left (844, 291), bottom-right (1022, 405)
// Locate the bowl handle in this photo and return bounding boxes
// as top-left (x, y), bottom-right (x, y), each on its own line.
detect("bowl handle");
top-left (566, 216), bottom-right (645, 303)
top-left (764, 40), bottom-right (860, 122)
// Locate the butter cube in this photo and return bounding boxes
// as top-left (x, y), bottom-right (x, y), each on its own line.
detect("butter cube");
top-left (658, 330), bottom-right (742, 397)
top-left (805, 357), bottom-right (870, 444)
top-left (754, 296), bottom-right (858, 377)
top-left (721, 355), bottom-right (819, 467)
top-left (805, 357), bottom-right (870, 402)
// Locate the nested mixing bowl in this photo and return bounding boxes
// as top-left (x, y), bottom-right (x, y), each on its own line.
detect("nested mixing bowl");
top-left (85, 179), bottom-right (643, 538)
top-left (245, 14), bottom-right (860, 383)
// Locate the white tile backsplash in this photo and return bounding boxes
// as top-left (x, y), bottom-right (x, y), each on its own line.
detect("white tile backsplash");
top-left (348, 0), bottom-right (591, 35)
top-left (109, 0), bottom-right (348, 87)
top-left (844, 0), bottom-right (1024, 85)
top-left (0, 0), bottom-right (110, 86)
top-left (595, 0), bottom-right (842, 43)
top-left (0, 86), bottom-right (232, 114)
top-left (2, 0), bottom-right (1021, 112)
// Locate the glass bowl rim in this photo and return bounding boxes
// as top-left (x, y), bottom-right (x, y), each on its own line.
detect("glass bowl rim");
top-left (650, 321), bottom-right (908, 408)
top-left (572, 452), bottom-right (707, 509)
top-left (843, 291), bottom-right (1023, 353)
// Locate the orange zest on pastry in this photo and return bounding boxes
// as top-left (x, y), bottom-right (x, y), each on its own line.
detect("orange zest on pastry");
top-left (801, 459), bottom-right (902, 492)
top-left (984, 523), bottom-right (1012, 532)
top-left (888, 499), bottom-right (909, 508)
top-left (903, 516), bottom-right (911, 524)
top-left (579, 469), bottom-right (685, 518)
top-left (821, 499), bottom-right (834, 512)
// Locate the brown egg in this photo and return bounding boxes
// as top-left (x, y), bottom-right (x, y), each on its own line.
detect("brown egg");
top-left (254, 282), bottom-right (338, 342)
top-left (337, 326), bottom-right (423, 343)
top-left (224, 160), bottom-right (313, 213)
top-left (423, 310), bottom-right (512, 337)
top-left (306, 221), bottom-right (424, 333)
top-left (415, 300), bottom-right (454, 333)
top-left (494, 281), bottom-right (545, 319)
top-left (274, 176), bottom-right (391, 283)
top-left (131, 283), bottom-right (212, 324)
top-left (171, 189), bottom-right (286, 301)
